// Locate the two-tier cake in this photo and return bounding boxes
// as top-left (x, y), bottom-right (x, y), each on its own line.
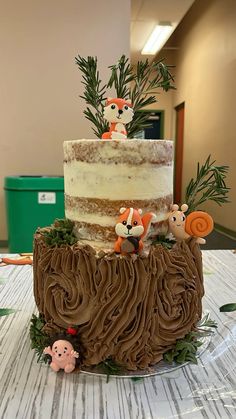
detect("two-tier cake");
top-left (31, 56), bottom-right (221, 374)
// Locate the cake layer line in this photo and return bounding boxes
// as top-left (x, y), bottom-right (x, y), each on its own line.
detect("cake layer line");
top-left (66, 209), bottom-right (168, 227)
top-left (65, 194), bottom-right (173, 218)
top-left (64, 162), bottom-right (173, 200)
top-left (72, 220), bottom-right (168, 243)
top-left (64, 139), bottom-right (173, 166)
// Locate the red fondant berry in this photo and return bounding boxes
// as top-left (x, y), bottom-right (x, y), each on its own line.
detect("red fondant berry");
top-left (67, 327), bottom-right (77, 335)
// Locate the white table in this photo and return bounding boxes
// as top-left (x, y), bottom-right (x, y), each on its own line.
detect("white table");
top-left (0, 250), bottom-right (236, 419)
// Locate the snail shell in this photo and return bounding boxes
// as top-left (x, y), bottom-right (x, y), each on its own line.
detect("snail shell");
top-left (185, 211), bottom-right (214, 237)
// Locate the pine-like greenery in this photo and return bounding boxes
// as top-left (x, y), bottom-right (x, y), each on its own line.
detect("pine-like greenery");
top-left (185, 155), bottom-right (230, 213)
top-left (75, 56), bottom-right (109, 138)
top-left (163, 313), bottom-right (217, 365)
top-left (75, 54), bottom-right (175, 138)
top-left (41, 219), bottom-right (78, 247)
top-left (152, 235), bottom-right (176, 249)
top-left (30, 314), bottom-right (50, 363)
top-left (97, 358), bottom-right (124, 383)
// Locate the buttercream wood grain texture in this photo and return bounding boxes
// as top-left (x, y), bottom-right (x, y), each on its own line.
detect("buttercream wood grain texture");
top-left (33, 235), bottom-right (204, 370)
top-left (1, 250), bottom-right (236, 418)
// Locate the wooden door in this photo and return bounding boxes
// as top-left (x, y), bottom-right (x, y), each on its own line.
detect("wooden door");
top-left (174, 103), bottom-right (185, 204)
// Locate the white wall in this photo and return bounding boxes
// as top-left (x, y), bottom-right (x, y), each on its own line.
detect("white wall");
top-left (0, 0), bottom-right (130, 240)
top-left (172, 0), bottom-right (236, 231)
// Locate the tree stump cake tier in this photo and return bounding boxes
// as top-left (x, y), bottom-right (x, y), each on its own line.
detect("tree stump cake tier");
top-left (33, 234), bottom-right (204, 371)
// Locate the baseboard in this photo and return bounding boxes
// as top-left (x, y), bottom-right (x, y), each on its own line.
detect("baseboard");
top-left (214, 223), bottom-right (236, 241)
top-left (0, 240), bottom-right (8, 248)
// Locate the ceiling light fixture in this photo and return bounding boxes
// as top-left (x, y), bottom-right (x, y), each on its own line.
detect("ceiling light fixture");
top-left (141, 23), bottom-right (175, 55)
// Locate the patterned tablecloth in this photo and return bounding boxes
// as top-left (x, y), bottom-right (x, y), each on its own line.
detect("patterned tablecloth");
top-left (0, 250), bottom-right (236, 419)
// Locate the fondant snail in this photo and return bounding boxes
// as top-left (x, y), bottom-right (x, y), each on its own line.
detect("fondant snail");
top-left (168, 204), bottom-right (214, 244)
top-left (43, 339), bottom-right (79, 373)
top-left (114, 207), bottom-right (156, 254)
top-left (102, 98), bottom-right (134, 140)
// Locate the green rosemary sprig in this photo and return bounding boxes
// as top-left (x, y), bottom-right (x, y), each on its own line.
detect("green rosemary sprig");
top-left (163, 313), bottom-right (217, 365)
top-left (41, 219), bottom-right (78, 247)
top-left (185, 155), bottom-right (230, 213)
top-left (75, 55), bottom-right (109, 138)
top-left (30, 314), bottom-right (50, 363)
top-left (197, 312), bottom-right (218, 329)
top-left (107, 55), bottom-right (134, 99)
top-left (128, 59), bottom-right (175, 138)
top-left (75, 55), bottom-right (175, 138)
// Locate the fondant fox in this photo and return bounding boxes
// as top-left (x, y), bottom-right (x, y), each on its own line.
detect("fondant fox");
top-left (102, 98), bottom-right (134, 140)
top-left (114, 207), bottom-right (156, 254)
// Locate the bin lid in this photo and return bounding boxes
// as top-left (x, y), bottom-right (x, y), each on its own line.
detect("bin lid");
top-left (4, 176), bottom-right (64, 191)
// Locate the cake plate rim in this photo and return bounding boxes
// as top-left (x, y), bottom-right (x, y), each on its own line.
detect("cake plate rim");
top-left (80, 334), bottom-right (212, 379)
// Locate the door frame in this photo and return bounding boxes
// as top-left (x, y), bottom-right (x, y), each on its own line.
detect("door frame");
top-left (174, 102), bottom-right (185, 204)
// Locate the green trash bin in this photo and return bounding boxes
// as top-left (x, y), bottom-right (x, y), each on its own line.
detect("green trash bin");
top-left (4, 176), bottom-right (65, 253)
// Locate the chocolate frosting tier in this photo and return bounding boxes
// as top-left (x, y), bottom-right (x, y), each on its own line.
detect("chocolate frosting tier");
top-left (34, 232), bottom-right (204, 370)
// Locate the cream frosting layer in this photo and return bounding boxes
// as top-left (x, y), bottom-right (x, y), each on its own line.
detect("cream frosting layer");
top-left (64, 161), bottom-right (173, 200)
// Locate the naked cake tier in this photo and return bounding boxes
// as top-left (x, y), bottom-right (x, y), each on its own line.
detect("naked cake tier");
top-left (64, 139), bottom-right (173, 250)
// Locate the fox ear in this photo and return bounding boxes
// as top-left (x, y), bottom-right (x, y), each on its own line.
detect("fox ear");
top-left (181, 204), bottom-right (188, 213)
top-left (126, 99), bottom-right (132, 106)
top-left (138, 208), bottom-right (142, 215)
top-left (106, 97), bottom-right (112, 105)
top-left (119, 207), bottom-right (126, 214)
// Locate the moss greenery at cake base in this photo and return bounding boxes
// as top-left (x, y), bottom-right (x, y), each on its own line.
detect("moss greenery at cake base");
top-left (30, 314), bottom-right (51, 363)
top-left (163, 313), bottom-right (217, 365)
top-left (40, 219), bottom-right (78, 247)
top-left (151, 235), bottom-right (176, 249)
top-left (97, 358), bottom-right (124, 382)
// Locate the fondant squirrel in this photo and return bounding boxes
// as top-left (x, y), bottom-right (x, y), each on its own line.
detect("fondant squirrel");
top-left (168, 204), bottom-right (214, 244)
top-left (102, 98), bottom-right (134, 140)
top-left (114, 207), bottom-right (156, 254)
top-left (43, 339), bottom-right (79, 373)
